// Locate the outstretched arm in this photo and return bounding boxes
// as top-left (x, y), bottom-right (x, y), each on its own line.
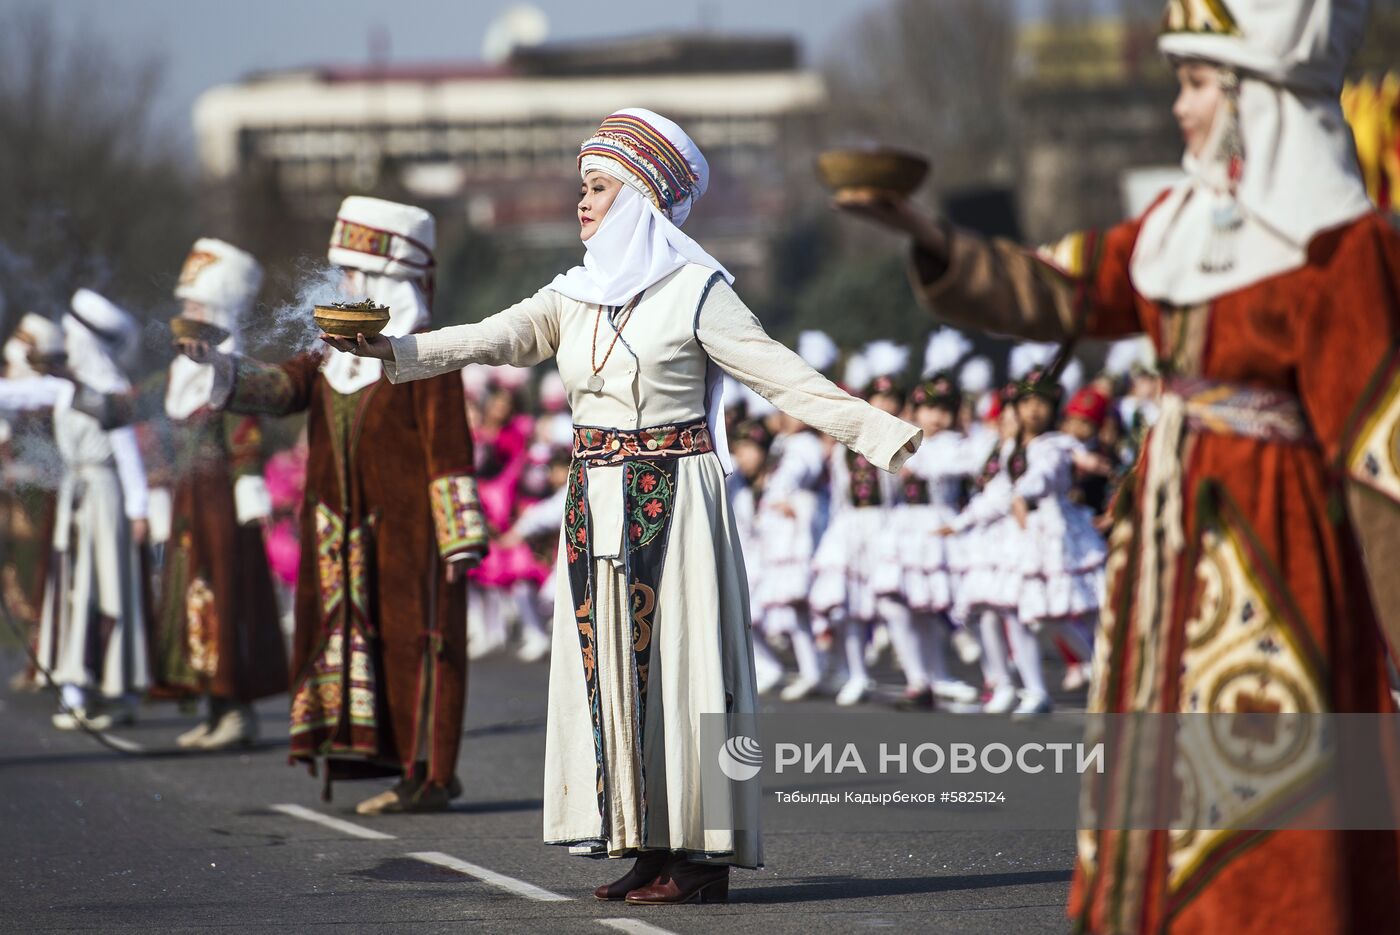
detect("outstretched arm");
top-left (694, 277), bottom-right (920, 473)
top-left (323, 288), bottom-right (562, 383)
top-left (836, 191), bottom-right (1146, 341)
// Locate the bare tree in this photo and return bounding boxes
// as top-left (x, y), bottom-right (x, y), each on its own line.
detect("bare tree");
top-left (0, 5), bottom-right (196, 334)
top-left (822, 0), bottom-right (1022, 199)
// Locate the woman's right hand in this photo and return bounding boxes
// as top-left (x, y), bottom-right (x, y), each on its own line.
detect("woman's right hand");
top-left (320, 332), bottom-right (394, 360)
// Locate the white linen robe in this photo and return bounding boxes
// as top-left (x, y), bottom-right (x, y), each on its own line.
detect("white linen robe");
top-left (0, 376), bottom-right (149, 698)
top-left (386, 263), bottom-right (919, 867)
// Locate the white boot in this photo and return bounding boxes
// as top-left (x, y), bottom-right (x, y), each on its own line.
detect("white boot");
top-left (1012, 691), bottom-right (1054, 719)
top-left (951, 627), bottom-right (983, 666)
top-left (197, 704), bottom-right (257, 750)
top-left (863, 623), bottom-right (890, 668)
top-left (753, 638), bottom-right (787, 696)
top-left (1061, 662), bottom-right (1091, 692)
top-left (177, 717), bottom-right (214, 748)
top-left (835, 676), bottom-right (875, 707)
top-left (932, 678), bottom-right (981, 704)
top-left (780, 674), bottom-right (822, 701)
top-left (982, 682), bottom-right (1018, 714)
top-left (516, 629), bottom-right (552, 663)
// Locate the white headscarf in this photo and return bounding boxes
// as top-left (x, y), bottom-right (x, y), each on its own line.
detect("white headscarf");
top-left (1130, 0), bottom-right (1373, 305)
top-left (549, 108), bottom-right (737, 471)
top-left (548, 181), bottom-right (731, 307)
top-left (166, 238), bottom-right (263, 420)
top-left (321, 197), bottom-right (436, 395)
top-left (549, 107), bottom-right (732, 307)
top-left (321, 272), bottom-right (432, 395)
top-left (64, 289), bottom-right (137, 395)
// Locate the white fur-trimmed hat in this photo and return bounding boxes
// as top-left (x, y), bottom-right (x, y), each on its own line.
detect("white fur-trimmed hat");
top-left (328, 196), bottom-right (436, 281)
top-left (174, 238), bottom-right (263, 329)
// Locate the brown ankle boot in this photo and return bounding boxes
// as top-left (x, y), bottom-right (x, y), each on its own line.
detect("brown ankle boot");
top-left (624, 859), bottom-right (729, 905)
top-left (593, 850), bottom-right (674, 901)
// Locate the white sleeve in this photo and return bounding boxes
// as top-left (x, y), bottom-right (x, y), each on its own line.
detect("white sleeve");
top-left (385, 288), bottom-right (561, 383)
top-left (953, 428), bottom-right (999, 476)
top-left (0, 375), bottom-right (67, 414)
top-left (108, 426), bottom-right (148, 520)
top-left (950, 474), bottom-right (1013, 532)
top-left (695, 280), bottom-right (919, 473)
top-left (1012, 435), bottom-right (1080, 502)
top-left (234, 474), bottom-right (273, 524)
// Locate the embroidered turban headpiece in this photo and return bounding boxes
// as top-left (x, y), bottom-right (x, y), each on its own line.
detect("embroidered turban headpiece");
top-left (578, 108), bottom-right (707, 226)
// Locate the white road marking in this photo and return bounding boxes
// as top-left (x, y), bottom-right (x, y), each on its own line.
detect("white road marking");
top-left (598, 920), bottom-right (682, 935)
top-left (271, 803), bottom-right (396, 840)
top-left (406, 851), bottom-right (571, 902)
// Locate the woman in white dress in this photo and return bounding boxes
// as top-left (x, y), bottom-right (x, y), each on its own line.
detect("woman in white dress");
top-left (325, 108), bottom-right (919, 905)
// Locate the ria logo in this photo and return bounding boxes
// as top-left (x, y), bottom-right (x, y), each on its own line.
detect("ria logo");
top-left (718, 735), bottom-right (763, 781)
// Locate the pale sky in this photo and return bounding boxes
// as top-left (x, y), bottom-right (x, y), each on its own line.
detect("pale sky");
top-left (37, 0), bottom-right (892, 149)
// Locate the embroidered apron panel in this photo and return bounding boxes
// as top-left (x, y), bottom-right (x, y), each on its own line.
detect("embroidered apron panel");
top-left (565, 457), bottom-right (681, 839)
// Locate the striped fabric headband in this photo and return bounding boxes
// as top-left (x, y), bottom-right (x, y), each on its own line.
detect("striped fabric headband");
top-left (330, 218), bottom-right (435, 271)
top-left (579, 113), bottom-right (698, 215)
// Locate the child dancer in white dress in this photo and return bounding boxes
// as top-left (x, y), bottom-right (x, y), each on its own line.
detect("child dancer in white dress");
top-left (948, 369), bottom-right (1108, 715)
top-left (727, 419), bottom-right (786, 695)
top-left (896, 371), bottom-right (983, 705)
top-left (758, 412), bottom-right (830, 702)
top-left (1010, 374), bottom-right (1107, 703)
top-left (944, 387), bottom-right (1023, 713)
top-left (811, 373), bottom-right (905, 706)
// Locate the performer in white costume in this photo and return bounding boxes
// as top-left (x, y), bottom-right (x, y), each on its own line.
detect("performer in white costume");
top-left (0, 290), bottom-right (151, 729)
top-left (325, 108), bottom-right (919, 904)
top-left (896, 368), bottom-right (985, 704)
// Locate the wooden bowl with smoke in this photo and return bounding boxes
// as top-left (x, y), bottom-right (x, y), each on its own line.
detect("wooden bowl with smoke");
top-left (170, 317), bottom-right (230, 346)
top-left (816, 147), bottom-right (930, 200)
top-left (313, 300), bottom-right (392, 339)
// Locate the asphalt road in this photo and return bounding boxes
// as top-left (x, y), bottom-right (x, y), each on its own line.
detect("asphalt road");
top-left (0, 647), bottom-right (1078, 934)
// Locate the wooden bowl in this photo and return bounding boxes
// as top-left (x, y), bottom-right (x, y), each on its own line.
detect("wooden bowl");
top-left (816, 148), bottom-right (930, 199)
top-left (170, 317), bottom-right (230, 345)
top-left (313, 302), bottom-right (392, 339)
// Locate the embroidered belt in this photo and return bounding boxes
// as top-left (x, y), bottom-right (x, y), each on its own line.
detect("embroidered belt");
top-left (572, 418), bottom-right (714, 466)
top-left (1167, 377), bottom-right (1314, 444)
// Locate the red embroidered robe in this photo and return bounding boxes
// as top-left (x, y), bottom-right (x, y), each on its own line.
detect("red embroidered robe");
top-left (910, 211), bottom-right (1400, 934)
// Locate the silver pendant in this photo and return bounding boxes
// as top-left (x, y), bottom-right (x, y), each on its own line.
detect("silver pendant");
top-left (586, 373), bottom-right (604, 393)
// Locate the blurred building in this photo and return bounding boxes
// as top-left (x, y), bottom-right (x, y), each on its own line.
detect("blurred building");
top-left (1012, 15), bottom-right (1180, 241)
top-left (194, 33), bottom-right (826, 290)
top-left (1011, 8), bottom-right (1400, 240)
